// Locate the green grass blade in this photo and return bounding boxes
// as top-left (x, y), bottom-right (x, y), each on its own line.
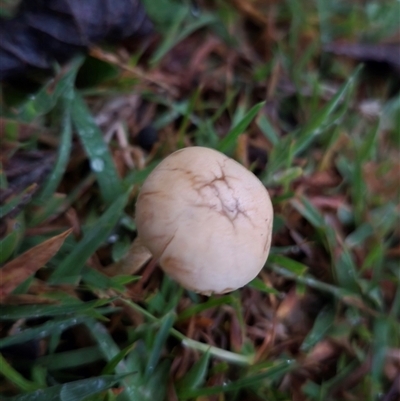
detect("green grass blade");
top-left (85, 320), bottom-right (125, 368)
top-left (293, 65), bottom-right (362, 156)
top-left (267, 254), bottom-right (308, 276)
top-left (15, 57), bottom-right (83, 123)
top-left (0, 230), bottom-right (19, 263)
top-left (0, 184), bottom-right (37, 220)
top-left (144, 312), bottom-right (175, 379)
top-left (7, 375), bottom-right (125, 401)
top-left (28, 194), bottom-right (66, 227)
top-left (248, 278), bottom-right (280, 295)
top-left (0, 353), bottom-right (40, 392)
top-left (178, 360), bottom-right (295, 398)
top-left (0, 299), bottom-right (111, 320)
top-left (267, 264), bottom-right (350, 299)
top-left (371, 317), bottom-right (390, 395)
top-left (217, 101), bottom-right (265, 154)
top-left (351, 154), bottom-right (366, 224)
top-left (359, 119), bottom-right (379, 162)
top-left (149, 6), bottom-right (188, 64)
top-left (290, 196), bottom-right (326, 229)
top-left (150, 10), bottom-right (216, 65)
top-left (122, 161), bottom-right (159, 188)
top-left (123, 299), bottom-right (253, 365)
top-left (85, 320), bottom-right (136, 401)
top-left (177, 295), bottom-right (233, 321)
top-left (36, 346), bottom-right (102, 371)
top-left (0, 317), bottom-right (86, 348)
top-left (345, 223), bottom-right (374, 248)
top-left (300, 305), bottom-right (335, 352)
top-left (134, 360), bottom-right (171, 401)
top-left (102, 344), bottom-right (137, 376)
top-left (71, 91), bottom-right (123, 204)
top-left (334, 248), bottom-right (360, 292)
top-left (81, 267), bottom-right (120, 291)
top-left (176, 351), bottom-right (210, 394)
top-left (264, 66), bottom-right (362, 183)
top-left (257, 114), bottom-right (279, 146)
top-left (142, 0), bottom-right (188, 33)
top-left (49, 190), bottom-right (130, 283)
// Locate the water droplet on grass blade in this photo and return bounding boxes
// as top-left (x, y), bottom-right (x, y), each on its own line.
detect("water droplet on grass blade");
top-left (91, 158), bottom-right (104, 172)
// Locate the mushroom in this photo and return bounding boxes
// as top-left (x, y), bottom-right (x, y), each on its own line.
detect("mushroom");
top-left (135, 146), bottom-right (273, 295)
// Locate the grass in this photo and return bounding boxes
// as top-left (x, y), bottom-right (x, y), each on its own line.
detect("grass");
top-left (0, 0), bottom-right (399, 400)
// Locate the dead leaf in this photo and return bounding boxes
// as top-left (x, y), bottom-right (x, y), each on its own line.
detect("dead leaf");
top-left (0, 0), bottom-right (153, 81)
top-left (0, 228), bottom-right (72, 302)
top-left (298, 170), bottom-right (342, 190)
top-left (341, 295), bottom-right (378, 317)
top-left (230, 0), bottom-right (269, 26)
top-left (302, 340), bottom-right (340, 369)
top-left (363, 161), bottom-right (400, 201)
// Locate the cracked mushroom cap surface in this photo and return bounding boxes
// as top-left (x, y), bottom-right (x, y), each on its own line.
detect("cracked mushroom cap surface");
top-left (135, 146), bottom-right (273, 295)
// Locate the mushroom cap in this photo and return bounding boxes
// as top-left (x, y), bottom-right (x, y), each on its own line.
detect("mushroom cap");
top-left (135, 146), bottom-right (273, 295)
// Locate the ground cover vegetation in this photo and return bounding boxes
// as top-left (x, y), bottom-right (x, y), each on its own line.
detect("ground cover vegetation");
top-left (0, 0), bottom-right (399, 400)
